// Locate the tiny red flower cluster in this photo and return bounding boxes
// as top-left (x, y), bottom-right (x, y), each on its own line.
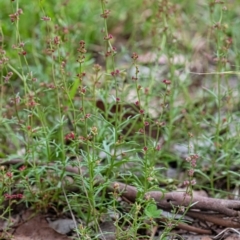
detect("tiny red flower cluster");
top-left (79, 86), bottom-right (87, 94)
top-left (144, 121), bottom-right (149, 126)
top-left (77, 40), bottom-right (87, 63)
top-left (155, 144), bottom-right (161, 151)
top-left (41, 16), bottom-right (51, 21)
top-left (183, 179), bottom-right (196, 186)
top-left (188, 169), bottom-right (194, 177)
top-left (104, 34), bottom-right (113, 40)
top-left (139, 128), bottom-right (144, 134)
top-left (111, 69), bottom-right (120, 76)
top-left (9, 9), bottom-right (23, 22)
top-left (4, 72), bottom-right (13, 83)
top-left (143, 146), bottom-right (148, 152)
top-left (54, 36), bottom-right (61, 45)
top-left (162, 79), bottom-right (171, 85)
top-left (77, 72), bottom-right (86, 79)
top-left (85, 113), bottom-right (91, 119)
top-left (19, 165), bottom-right (26, 171)
top-left (26, 95), bottom-right (38, 108)
top-left (185, 154), bottom-right (199, 168)
top-left (93, 64), bottom-right (102, 73)
top-left (100, 9), bottom-right (110, 19)
top-left (6, 172), bottom-right (13, 178)
top-left (40, 82), bottom-right (56, 89)
top-left (0, 49), bottom-right (9, 67)
top-left (19, 50), bottom-right (27, 56)
top-left (78, 40), bottom-right (86, 53)
top-left (65, 132), bottom-right (75, 141)
top-left (131, 52), bottom-right (138, 60)
top-left (105, 47), bottom-right (117, 57)
top-left (4, 193), bottom-right (23, 200)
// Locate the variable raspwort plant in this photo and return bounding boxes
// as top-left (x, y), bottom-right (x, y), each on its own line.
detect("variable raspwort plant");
top-left (1, 0), bottom-right (240, 239)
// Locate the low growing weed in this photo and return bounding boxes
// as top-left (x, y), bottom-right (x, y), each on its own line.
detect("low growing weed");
top-left (0, 0), bottom-right (240, 239)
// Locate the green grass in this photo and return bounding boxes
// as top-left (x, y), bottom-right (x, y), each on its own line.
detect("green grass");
top-left (1, 0), bottom-right (240, 239)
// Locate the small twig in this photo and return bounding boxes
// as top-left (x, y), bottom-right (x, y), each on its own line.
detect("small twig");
top-left (213, 228), bottom-right (240, 239)
top-left (149, 225), bottom-right (158, 240)
top-left (176, 222), bottom-right (212, 234)
top-left (186, 211), bottom-right (240, 228)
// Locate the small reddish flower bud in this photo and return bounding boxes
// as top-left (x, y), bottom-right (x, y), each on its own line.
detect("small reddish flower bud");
top-left (104, 34), bottom-right (113, 40)
top-left (190, 154), bottom-right (199, 160)
top-left (19, 42), bottom-right (25, 47)
top-left (188, 169), bottom-right (194, 177)
top-left (93, 64), bottom-right (102, 72)
top-left (17, 9), bottom-right (23, 15)
top-left (163, 79), bottom-right (171, 85)
top-left (6, 172), bottom-right (13, 178)
top-left (4, 193), bottom-right (11, 199)
top-left (85, 113), bottom-right (91, 119)
top-left (19, 165), bottom-right (26, 171)
top-left (131, 52), bottom-right (138, 60)
top-left (139, 128), bottom-right (144, 134)
top-left (9, 13), bottom-right (18, 22)
top-left (81, 88), bottom-right (86, 94)
top-left (54, 36), bottom-right (61, 45)
top-left (183, 180), bottom-right (189, 186)
top-left (144, 121), bottom-right (149, 126)
top-left (155, 145), bottom-right (161, 151)
top-left (191, 180), bottom-right (196, 185)
top-left (17, 193), bottom-right (23, 199)
top-left (65, 132), bottom-right (75, 140)
top-left (143, 146), bottom-right (148, 151)
top-left (18, 50), bottom-right (27, 56)
top-left (100, 9), bottom-right (110, 18)
top-left (191, 160), bottom-right (197, 168)
top-left (79, 40), bottom-right (85, 45)
top-left (41, 16), bottom-right (51, 21)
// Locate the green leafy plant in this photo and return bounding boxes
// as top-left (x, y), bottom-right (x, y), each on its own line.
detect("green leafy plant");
top-left (0, 0), bottom-right (240, 239)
